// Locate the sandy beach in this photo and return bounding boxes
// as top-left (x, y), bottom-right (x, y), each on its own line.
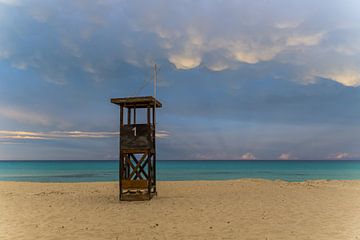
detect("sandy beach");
top-left (1, 179), bottom-right (360, 240)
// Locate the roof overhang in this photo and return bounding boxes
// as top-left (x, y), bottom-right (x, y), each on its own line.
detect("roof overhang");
top-left (111, 96), bottom-right (162, 108)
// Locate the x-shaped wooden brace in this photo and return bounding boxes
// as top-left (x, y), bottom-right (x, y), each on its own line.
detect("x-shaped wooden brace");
top-left (127, 153), bottom-right (149, 180)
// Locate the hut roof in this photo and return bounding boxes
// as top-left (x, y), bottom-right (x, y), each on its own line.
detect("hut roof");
top-left (111, 96), bottom-right (162, 108)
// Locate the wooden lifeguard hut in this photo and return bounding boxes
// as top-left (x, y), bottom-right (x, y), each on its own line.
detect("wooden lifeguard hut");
top-left (111, 96), bottom-right (162, 201)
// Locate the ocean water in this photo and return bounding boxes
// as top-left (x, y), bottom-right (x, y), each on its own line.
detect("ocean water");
top-left (0, 160), bottom-right (360, 182)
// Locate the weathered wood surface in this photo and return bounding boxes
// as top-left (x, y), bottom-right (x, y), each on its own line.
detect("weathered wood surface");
top-left (113, 95), bottom-right (160, 201)
top-left (111, 96), bottom-right (162, 108)
top-left (129, 153), bottom-right (148, 180)
top-left (120, 192), bottom-right (153, 201)
top-left (120, 124), bottom-right (154, 150)
top-left (122, 180), bottom-right (149, 189)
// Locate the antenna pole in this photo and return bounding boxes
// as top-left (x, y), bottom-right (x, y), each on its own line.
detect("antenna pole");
top-left (153, 63), bottom-right (157, 195)
top-left (154, 64), bottom-right (157, 99)
top-left (153, 63), bottom-right (157, 125)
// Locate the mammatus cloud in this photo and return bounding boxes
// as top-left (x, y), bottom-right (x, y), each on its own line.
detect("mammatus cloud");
top-left (168, 54), bottom-right (201, 70)
top-left (132, 1), bottom-right (360, 86)
top-left (317, 69), bottom-right (360, 87)
top-left (1, 0), bottom-right (360, 86)
top-left (240, 152), bottom-right (256, 160)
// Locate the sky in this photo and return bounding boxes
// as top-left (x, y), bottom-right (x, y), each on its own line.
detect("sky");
top-left (0, 0), bottom-right (360, 160)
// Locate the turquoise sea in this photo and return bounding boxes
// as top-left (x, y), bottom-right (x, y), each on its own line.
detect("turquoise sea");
top-left (1, 160), bottom-right (360, 182)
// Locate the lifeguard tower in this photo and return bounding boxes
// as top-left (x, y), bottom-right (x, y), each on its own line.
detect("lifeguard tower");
top-left (111, 96), bottom-right (162, 201)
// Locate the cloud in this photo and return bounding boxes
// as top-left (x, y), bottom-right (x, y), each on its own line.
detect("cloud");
top-left (28, 6), bottom-right (51, 23)
top-left (240, 152), bottom-right (256, 160)
top-left (83, 63), bottom-right (97, 74)
top-left (0, 0), bottom-right (20, 6)
top-left (42, 75), bottom-right (67, 85)
top-left (0, 130), bottom-right (118, 140)
top-left (328, 152), bottom-right (350, 160)
top-left (278, 153), bottom-right (296, 160)
top-left (0, 129), bottom-right (170, 140)
top-left (286, 32), bottom-right (324, 47)
top-left (1, 0), bottom-right (360, 87)
top-left (0, 141), bottom-right (23, 144)
top-left (317, 69), bottom-right (360, 87)
top-left (155, 130), bottom-right (170, 138)
top-left (274, 20), bottom-right (302, 29)
top-left (0, 106), bottom-right (52, 126)
top-left (11, 61), bottom-right (27, 70)
top-left (1, 0), bottom-right (359, 161)
top-left (0, 49), bottom-right (11, 59)
top-left (237, 48), bottom-right (280, 64)
top-left (0, 105), bottom-right (68, 127)
top-left (206, 61), bottom-right (230, 71)
top-left (193, 152), bottom-right (248, 160)
top-left (168, 54), bottom-right (201, 70)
